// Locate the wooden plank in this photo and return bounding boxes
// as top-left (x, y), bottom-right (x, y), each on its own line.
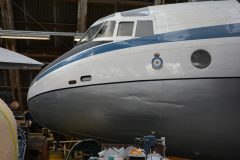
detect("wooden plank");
top-left (88, 0), bottom-right (152, 6)
top-left (53, 0), bottom-right (57, 48)
top-left (22, 0), bottom-right (30, 48)
top-left (58, 0), bottom-right (152, 6)
top-left (154, 0), bottom-right (163, 5)
top-left (167, 156), bottom-right (192, 160)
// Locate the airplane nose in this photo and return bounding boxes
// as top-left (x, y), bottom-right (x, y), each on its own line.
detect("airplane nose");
top-left (27, 81), bottom-right (61, 131)
top-left (27, 80), bottom-right (39, 101)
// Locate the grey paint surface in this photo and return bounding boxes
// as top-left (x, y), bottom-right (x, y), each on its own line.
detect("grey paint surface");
top-left (28, 78), bottom-right (240, 159)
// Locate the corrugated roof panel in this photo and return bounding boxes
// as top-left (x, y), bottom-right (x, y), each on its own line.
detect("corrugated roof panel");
top-left (56, 0), bottom-right (77, 24)
top-left (25, 0), bottom-right (54, 23)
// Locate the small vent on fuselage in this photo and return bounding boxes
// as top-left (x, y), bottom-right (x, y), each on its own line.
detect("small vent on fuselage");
top-left (68, 80), bottom-right (77, 85)
top-left (80, 75), bottom-right (92, 82)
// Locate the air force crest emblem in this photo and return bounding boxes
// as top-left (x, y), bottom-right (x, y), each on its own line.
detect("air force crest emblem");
top-left (152, 52), bottom-right (163, 70)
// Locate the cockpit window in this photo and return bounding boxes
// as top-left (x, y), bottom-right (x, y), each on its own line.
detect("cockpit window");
top-left (78, 21), bottom-right (116, 44)
top-left (96, 21), bottom-right (116, 38)
top-left (135, 20), bottom-right (154, 37)
top-left (78, 22), bottom-right (104, 43)
top-left (117, 22), bottom-right (134, 36)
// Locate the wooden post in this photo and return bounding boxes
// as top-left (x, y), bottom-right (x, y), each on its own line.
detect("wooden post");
top-left (53, 0), bottom-right (57, 48)
top-left (114, 1), bottom-right (118, 12)
top-left (23, 0), bottom-right (30, 48)
top-left (77, 0), bottom-right (88, 33)
top-left (0, 0), bottom-right (24, 112)
top-left (0, 0), bottom-right (15, 49)
top-left (154, 0), bottom-right (162, 5)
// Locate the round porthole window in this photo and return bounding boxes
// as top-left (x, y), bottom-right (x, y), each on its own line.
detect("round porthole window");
top-left (191, 49), bottom-right (211, 69)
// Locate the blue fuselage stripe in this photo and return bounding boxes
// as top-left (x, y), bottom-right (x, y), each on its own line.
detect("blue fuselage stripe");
top-left (35, 23), bottom-right (240, 81)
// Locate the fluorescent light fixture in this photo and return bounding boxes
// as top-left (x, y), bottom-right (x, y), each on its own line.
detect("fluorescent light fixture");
top-left (0, 30), bottom-right (83, 41)
top-left (74, 35), bottom-right (83, 42)
top-left (0, 35), bottom-right (50, 40)
top-left (74, 38), bottom-right (80, 41)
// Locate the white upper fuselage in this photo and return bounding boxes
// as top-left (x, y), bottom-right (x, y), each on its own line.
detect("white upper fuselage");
top-left (28, 0), bottom-right (240, 100)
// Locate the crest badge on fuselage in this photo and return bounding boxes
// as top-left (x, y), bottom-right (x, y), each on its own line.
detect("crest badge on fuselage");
top-left (152, 52), bottom-right (163, 70)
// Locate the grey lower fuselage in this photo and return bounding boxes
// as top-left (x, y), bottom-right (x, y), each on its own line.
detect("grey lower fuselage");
top-left (29, 78), bottom-right (240, 159)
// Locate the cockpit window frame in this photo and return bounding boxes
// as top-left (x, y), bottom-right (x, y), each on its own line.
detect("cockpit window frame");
top-left (116, 21), bottom-right (135, 37)
top-left (77, 22), bottom-right (104, 44)
top-left (96, 21), bottom-right (116, 38)
top-left (77, 20), bottom-right (117, 44)
top-left (135, 20), bottom-right (154, 37)
top-left (114, 19), bottom-right (154, 38)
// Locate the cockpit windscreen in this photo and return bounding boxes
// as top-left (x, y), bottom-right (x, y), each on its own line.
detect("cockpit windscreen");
top-left (78, 23), bottom-right (104, 44)
top-left (78, 21), bottom-right (116, 44)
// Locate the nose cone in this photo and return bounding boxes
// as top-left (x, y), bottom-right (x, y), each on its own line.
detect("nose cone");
top-left (27, 54), bottom-right (81, 133)
top-left (27, 79), bottom-right (87, 135)
top-left (27, 81), bottom-right (45, 127)
top-left (27, 83), bottom-right (35, 101)
top-left (27, 68), bottom-right (58, 129)
top-left (27, 89), bottom-right (55, 130)
top-left (27, 76), bottom-right (66, 132)
top-left (27, 40), bottom-right (112, 135)
top-left (27, 77), bottom-right (45, 101)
